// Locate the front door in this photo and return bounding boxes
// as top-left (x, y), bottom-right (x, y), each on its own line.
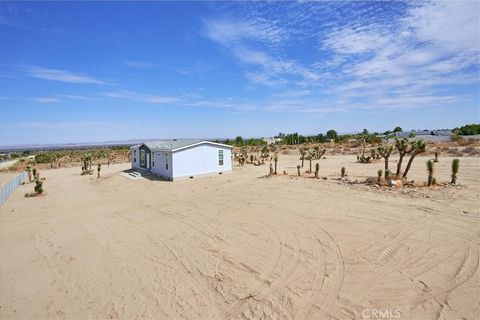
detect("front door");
top-left (146, 153), bottom-right (151, 170)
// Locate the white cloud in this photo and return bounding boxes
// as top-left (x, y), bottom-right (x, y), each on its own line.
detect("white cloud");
top-left (203, 18), bottom-right (285, 45)
top-left (27, 66), bottom-right (107, 84)
top-left (19, 121), bottom-right (107, 129)
top-left (122, 61), bottom-right (158, 69)
top-left (32, 97), bottom-right (62, 103)
top-left (404, 1), bottom-right (480, 53)
top-left (55, 94), bottom-right (94, 101)
top-left (102, 90), bottom-right (179, 104)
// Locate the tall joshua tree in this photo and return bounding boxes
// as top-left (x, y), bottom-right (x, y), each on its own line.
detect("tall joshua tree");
top-left (26, 166), bottom-right (32, 183)
top-left (451, 159), bottom-right (460, 184)
top-left (299, 147), bottom-right (306, 167)
top-left (395, 138), bottom-right (412, 177)
top-left (318, 148), bottom-right (326, 159)
top-left (377, 145), bottom-right (394, 178)
top-left (402, 140), bottom-right (427, 179)
top-left (307, 150), bottom-right (315, 172)
top-left (427, 160), bottom-right (434, 186)
top-left (273, 153), bottom-right (278, 175)
top-left (314, 145), bottom-right (320, 159)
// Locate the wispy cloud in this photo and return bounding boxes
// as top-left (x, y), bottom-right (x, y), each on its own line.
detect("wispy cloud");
top-left (122, 61), bottom-right (159, 69)
top-left (18, 121), bottom-right (108, 129)
top-left (32, 97), bottom-right (62, 103)
top-left (31, 94), bottom-right (95, 103)
top-left (102, 90), bottom-right (179, 104)
top-left (200, 1), bottom-right (478, 113)
top-left (27, 66), bottom-right (108, 85)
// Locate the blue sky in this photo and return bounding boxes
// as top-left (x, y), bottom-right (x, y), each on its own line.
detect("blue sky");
top-left (0, 1), bottom-right (479, 146)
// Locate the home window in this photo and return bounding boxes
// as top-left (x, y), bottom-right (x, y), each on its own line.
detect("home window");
top-left (134, 158), bottom-right (136, 163)
top-left (140, 150), bottom-right (146, 166)
top-left (218, 150), bottom-right (224, 166)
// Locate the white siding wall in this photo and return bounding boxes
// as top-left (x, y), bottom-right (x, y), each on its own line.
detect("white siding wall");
top-left (131, 147), bottom-right (141, 170)
top-left (151, 151), bottom-right (173, 179)
top-left (172, 144), bottom-right (232, 179)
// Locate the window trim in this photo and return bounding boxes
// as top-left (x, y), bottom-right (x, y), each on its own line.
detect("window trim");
top-left (218, 149), bottom-right (224, 166)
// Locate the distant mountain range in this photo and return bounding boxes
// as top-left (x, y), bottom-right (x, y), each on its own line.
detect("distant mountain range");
top-left (0, 138), bottom-right (229, 152)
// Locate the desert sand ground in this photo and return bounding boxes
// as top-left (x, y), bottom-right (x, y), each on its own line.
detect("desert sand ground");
top-left (0, 155), bottom-right (479, 320)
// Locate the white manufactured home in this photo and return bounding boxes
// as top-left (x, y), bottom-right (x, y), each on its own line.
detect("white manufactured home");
top-left (131, 140), bottom-right (232, 181)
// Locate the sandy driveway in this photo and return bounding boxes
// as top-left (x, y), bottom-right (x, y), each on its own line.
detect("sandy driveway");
top-left (1, 155), bottom-right (479, 319)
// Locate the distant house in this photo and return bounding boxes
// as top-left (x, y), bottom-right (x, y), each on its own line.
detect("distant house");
top-left (131, 140), bottom-right (232, 181)
top-left (263, 137), bottom-right (283, 145)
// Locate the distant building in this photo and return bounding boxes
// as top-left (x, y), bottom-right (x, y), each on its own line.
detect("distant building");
top-left (131, 140), bottom-right (232, 181)
top-left (263, 137), bottom-right (283, 145)
top-left (392, 129), bottom-right (452, 142)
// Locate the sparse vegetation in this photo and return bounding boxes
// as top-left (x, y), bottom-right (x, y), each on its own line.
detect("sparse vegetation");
top-left (307, 150), bottom-right (315, 172)
top-left (451, 159), bottom-right (460, 184)
top-left (297, 165), bottom-right (301, 176)
top-left (273, 153), bottom-right (278, 175)
top-left (427, 160), bottom-right (434, 186)
top-left (377, 170), bottom-right (383, 185)
top-left (341, 167), bottom-right (346, 178)
top-left (402, 140), bottom-right (427, 179)
top-left (299, 147), bottom-right (306, 167)
top-left (97, 163), bottom-right (102, 179)
top-left (377, 145), bottom-right (393, 178)
top-left (315, 163), bottom-right (319, 178)
top-left (81, 153), bottom-right (93, 175)
top-left (26, 166), bottom-right (32, 183)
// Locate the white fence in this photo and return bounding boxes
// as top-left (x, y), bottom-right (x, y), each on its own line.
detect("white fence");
top-left (0, 172), bottom-right (27, 205)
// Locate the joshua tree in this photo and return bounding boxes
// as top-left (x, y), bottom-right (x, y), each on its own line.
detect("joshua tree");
top-left (297, 165), bottom-right (301, 176)
top-left (427, 160), bottom-right (434, 186)
top-left (377, 169), bottom-right (383, 185)
top-left (402, 140), bottom-right (427, 179)
top-left (314, 145), bottom-right (320, 159)
top-left (261, 146), bottom-right (269, 162)
top-left (377, 145), bottom-right (394, 177)
top-left (451, 159), bottom-right (460, 184)
top-left (97, 163), bottom-right (102, 179)
top-left (34, 179), bottom-right (43, 194)
top-left (341, 167), bottom-right (346, 178)
top-left (361, 136), bottom-right (367, 157)
top-left (82, 153), bottom-right (93, 174)
top-left (434, 151), bottom-right (439, 163)
top-left (307, 150), bottom-right (315, 172)
top-left (299, 147), bottom-right (306, 167)
top-left (318, 148), bottom-right (326, 159)
top-left (315, 163), bottom-right (320, 178)
top-left (395, 138), bottom-right (412, 177)
top-left (269, 163), bottom-right (273, 176)
top-left (273, 153), bottom-right (278, 175)
top-left (32, 167), bottom-right (37, 179)
top-left (26, 166), bottom-right (32, 183)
